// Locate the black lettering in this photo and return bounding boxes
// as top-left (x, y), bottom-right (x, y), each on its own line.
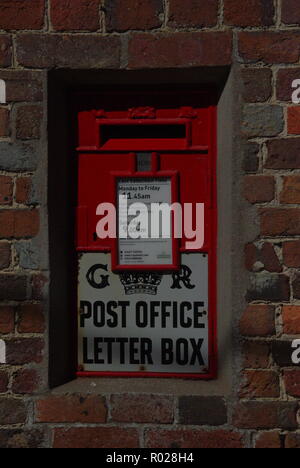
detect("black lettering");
top-left (161, 302), bottom-right (171, 328)
top-left (140, 338), bottom-right (153, 365)
top-left (190, 338), bottom-right (204, 365)
top-left (150, 302), bottom-right (160, 327)
top-left (83, 337), bottom-right (93, 364)
top-left (93, 301), bottom-right (105, 327)
top-left (161, 339), bottom-right (173, 365)
top-left (194, 302), bottom-right (205, 329)
top-left (80, 301), bottom-right (92, 327)
top-left (107, 301), bottom-right (118, 328)
top-left (103, 338), bottom-right (115, 364)
top-left (136, 302), bottom-right (148, 328)
top-left (129, 338), bottom-right (140, 365)
top-left (94, 337), bottom-right (104, 364)
top-left (180, 302), bottom-right (192, 328)
top-left (119, 301), bottom-right (129, 328)
top-left (177, 339), bottom-right (189, 365)
top-left (116, 338), bottom-right (128, 364)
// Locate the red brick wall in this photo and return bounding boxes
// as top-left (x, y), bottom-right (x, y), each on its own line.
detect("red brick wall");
top-left (0, 0), bottom-right (300, 449)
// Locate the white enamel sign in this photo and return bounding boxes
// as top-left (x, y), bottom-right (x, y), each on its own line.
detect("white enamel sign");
top-left (78, 252), bottom-right (209, 374)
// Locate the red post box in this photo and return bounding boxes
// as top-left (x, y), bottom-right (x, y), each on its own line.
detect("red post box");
top-left (76, 89), bottom-right (217, 379)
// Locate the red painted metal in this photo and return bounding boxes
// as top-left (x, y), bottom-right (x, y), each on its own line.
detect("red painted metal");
top-left (75, 89), bottom-right (217, 380)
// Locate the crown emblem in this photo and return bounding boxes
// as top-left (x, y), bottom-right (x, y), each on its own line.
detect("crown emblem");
top-left (119, 272), bottom-right (162, 295)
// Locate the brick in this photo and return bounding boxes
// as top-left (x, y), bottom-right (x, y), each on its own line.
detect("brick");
top-left (178, 396), bottom-right (227, 426)
top-left (282, 0), bottom-right (300, 24)
top-left (0, 210), bottom-right (39, 239)
top-left (272, 341), bottom-right (295, 367)
top-left (0, 242), bottom-right (11, 269)
top-left (281, 176), bottom-right (300, 204)
top-left (0, 306), bottom-right (14, 334)
top-left (241, 68), bottom-right (272, 103)
top-left (242, 341), bottom-right (270, 369)
top-left (111, 394), bottom-right (173, 424)
top-left (0, 142), bottom-right (39, 172)
top-left (12, 369), bottom-right (40, 395)
top-left (260, 208), bottom-right (300, 236)
top-left (283, 306), bottom-right (300, 334)
top-left (0, 0), bottom-right (44, 30)
top-left (240, 305), bottom-right (275, 337)
top-left (51, 0), bottom-right (101, 31)
top-left (255, 431), bottom-right (282, 449)
top-left (0, 176), bottom-right (13, 206)
top-left (288, 107), bottom-right (300, 135)
top-left (244, 176), bottom-right (275, 204)
top-left (0, 371), bottom-right (8, 393)
top-left (0, 429), bottom-right (45, 449)
top-left (239, 32), bottom-right (300, 64)
top-left (30, 273), bottom-right (48, 300)
top-left (224, 0), bottom-right (274, 27)
top-left (0, 275), bottom-right (27, 301)
top-left (0, 35), bottom-right (12, 67)
top-left (243, 142), bottom-right (259, 173)
top-left (128, 32), bottom-right (233, 69)
top-left (0, 398), bottom-right (27, 425)
top-left (285, 433), bottom-right (300, 449)
top-left (277, 68), bottom-right (300, 102)
top-left (246, 274), bottom-right (290, 302)
top-left (145, 429), bottom-right (244, 449)
top-left (293, 272), bottom-right (300, 299)
top-left (15, 241), bottom-right (40, 270)
top-left (168, 0), bottom-right (218, 28)
top-left (284, 370), bottom-right (300, 397)
top-left (106, 0), bottom-right (163, 32)
top-left (16, 105), bottom-right (43, 140)
top-left (54, 427), bottom-right (139, 449)
top-left (283, 242), bottom-right (300, 268)
top-left (266, 138), bottom-right (300, 169)
top-left (245, 243), bottom-right (281, 273)
top-left (0, 71), bottom-right (43, 102)
top-left (6, 338), bottom-right (44, 365)
top-left (16, 177), bottom-right (32, 205)
top-left (233, 402), bottom-right (298, 430)
top-left (17, 34), bottom-right (121, 69)
top-left (242, 105), bottom-right (283, 138)
top-left (37, 395), bottom-right (107, 423)
top-left (239, 370), bottom-right (280, 398)
top-left (17, 304), bottom-right (45, 334)
top-left (0, 108), bottom-right (9, 137)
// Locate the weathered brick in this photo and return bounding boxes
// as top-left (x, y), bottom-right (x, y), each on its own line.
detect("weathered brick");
top-left (255, 431), bottom-right (282, 449)
top-left (244, 176), bottom-right (275, 204)
top-left (51, 0), bottom-right (101, 31)
top-left (260, 208), bottom-right (300, 236)
top-left (239, 32), bottom-right (300, 64)
top-left (15, 241), bottom-right (40, 270)
top-left (0, 398), bottom-right (27, 425)
top-left (281, 176), bottom-right (300, 204)
top-left (283, 306), bottom-right (300, 334)
top-left (0, 35), bottom-right (12, 67)
top-left (106, 0), bottom-right (163, 32)
top-left (292, 272), bottom-right (300, 300)
top-left (277, 68), bottom-right (300, 102)
top-left (16, 177), bottom-right (32, 205)
top-left (0, 306), bottom-right (14, 334)
top-left (53, 427), bottom-right (139, 449)
top-left (12, 369), bottom-right (40, 395)
top-left (168, 0), bottom-right (218, 28)
top-left (224, 0), bottom-right (274, 26)
top-left (239, 370), bottom-right (280, 398)
top-left (243, 142), bottom-right (260, 173)
top-left (242, 105), bottom-right (284, 137)
top-left (0, 210), bottom-right (39, 239)
top-left (266, 138), bottom-right (300, 169)
top-left (245, 243), bottom-right (281, 273)
top-left (17, 34), bottom-right (121, 69)
top-left (178, 397), bottom-right (227, 426)
top-left (0, 275), bottom-right (27, 301)
top-left (272, 341), bottom-right (295, 367)
top-left (0, 176), bottom-right (13, 206)
top-left (30, 273), bottom-right (48, 300)
top-left (241, 68), bottom-right (272, 103)
top-left (233, 402), bottom-right (298, 430)
top-left (145, 429), bottom-right (244, 449)
top-left (285, 433), bottom-right (300, 449)
top-left (284, 370), bottom-right (300, 397)
top-left (0, 371), bottom-right (8, 393)
top-left (0, 429), bottom-right (45, 449)
top-left (17, 304), bottom-right (45, 334)
top-left (240, 305), bottom-right (275, 337)
top-left (0, 142), bottom-right (39, 172)
top-left (128, 32), bottom-right (233, 69)
top-left (6, 338), bottom-right (44, 365)
top-left (288, 107), bottom-right (300, 135)
top-left (282, 0), bottom-right (300, 25)
top-left (242, 341), bottom-right (270, 369)
top-left (283, 242), bottom-right (300, 269)
top-left (0, 242), bottom-right (11, 269)
top-left (0, 0), bottom-right (44, 30)
top-left (111, 394), bottom-right (173, 424)
top-left (0, 71), bottom-right (43, 102)
top-left (0, 108), bottom-right (9, 137)
top-left (16, 105), bottom-right (43, 140)
top-left (246, 274), bottom-right (290, 302)
top-left (36, 395), bottom-right (107, 423)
